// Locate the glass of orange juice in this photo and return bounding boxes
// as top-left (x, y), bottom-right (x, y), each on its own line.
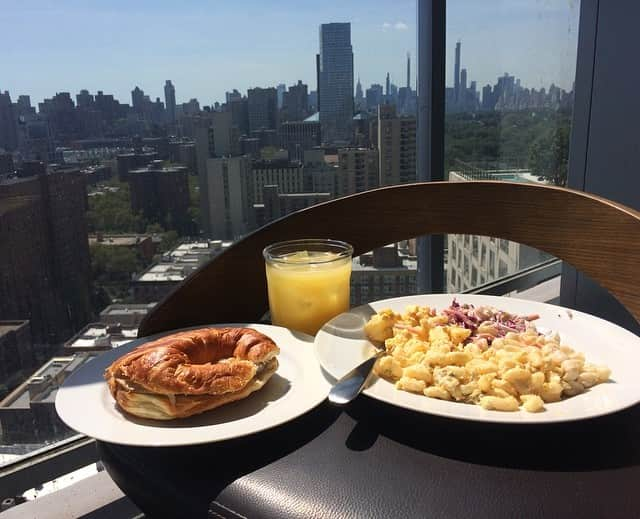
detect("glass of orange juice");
top-left (263, 239), bottom-right (353, 335)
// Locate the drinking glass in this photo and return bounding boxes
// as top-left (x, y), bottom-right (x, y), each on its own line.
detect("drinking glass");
top-left (263, 239), bottom-right (353, 335)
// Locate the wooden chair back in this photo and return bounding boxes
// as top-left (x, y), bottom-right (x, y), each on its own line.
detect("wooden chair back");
top-left (138, 181), bottom-right (640, 337)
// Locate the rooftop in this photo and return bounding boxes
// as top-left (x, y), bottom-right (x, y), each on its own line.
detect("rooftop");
top-left (100, 303), bottom-right (156, 316)
top-left (352, 255), bottom-right (417, 272)
top-left (278, 192), bottom-right (331, 199)
top-left (136, 240), bottom-right (232, 283)
top-left (89, 234), bottom-right (151, 246)
top-left (449, 167), bottom-right (548, 185)
top-left (64, 322), bottom-right (138, 351)
top-left (0, 354), bottom-right (98, 409)
top-left (136, 263), bottom-right (194, 282)
top-left (303, 112), bottom-right (319, 122)
top-left (0, 320), bottom-right (29, 337)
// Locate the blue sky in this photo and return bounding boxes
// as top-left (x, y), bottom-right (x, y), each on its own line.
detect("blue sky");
top-left (1, 0), bottom-right (579, 107)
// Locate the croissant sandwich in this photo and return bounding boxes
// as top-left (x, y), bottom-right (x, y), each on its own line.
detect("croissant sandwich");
top-left (104, 327), bottom-right (280, 420)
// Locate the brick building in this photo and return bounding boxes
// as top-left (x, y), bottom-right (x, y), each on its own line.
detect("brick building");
top-left (0, 321), bottom-right (35, 399)
top-left (0, 166), bottom-right (92, 352)
top-left (116, 151), bottom-right (157, 181)
top-left (128, 162), bottom-right (191, 234)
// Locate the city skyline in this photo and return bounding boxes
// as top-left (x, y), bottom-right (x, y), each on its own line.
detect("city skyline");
top-left (1, 1), bottom-right (578, 107)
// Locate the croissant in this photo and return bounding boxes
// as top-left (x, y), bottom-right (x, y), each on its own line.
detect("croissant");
top-left (104, 327), bottom-right (280, 420)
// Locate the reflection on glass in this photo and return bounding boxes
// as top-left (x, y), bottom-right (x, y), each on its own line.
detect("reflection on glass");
top-left (445, 0), bottom-right (580, 292)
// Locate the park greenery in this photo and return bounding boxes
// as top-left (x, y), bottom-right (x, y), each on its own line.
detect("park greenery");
top-left (445, 108), bottom-right (572, 186)
top-left (86, 175), bottom-right (199, 303)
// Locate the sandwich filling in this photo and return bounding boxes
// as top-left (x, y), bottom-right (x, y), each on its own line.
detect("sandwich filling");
top-left (112, 357), bottom-right (279, 420)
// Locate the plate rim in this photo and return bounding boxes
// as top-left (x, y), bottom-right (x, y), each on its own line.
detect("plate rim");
top-left (55, 323), bottom-right (330, 446)
top-left (315, 294), bottom-right (640, 424)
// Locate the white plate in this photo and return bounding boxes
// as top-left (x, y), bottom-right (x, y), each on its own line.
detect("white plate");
top-left (315, 294), bottom-right (640, 423)
top-left (56, 324), bottom-right (331, 446)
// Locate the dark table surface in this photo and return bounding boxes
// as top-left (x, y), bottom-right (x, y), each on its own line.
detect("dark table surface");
top-left (98, 394), bottom-right (640, 519)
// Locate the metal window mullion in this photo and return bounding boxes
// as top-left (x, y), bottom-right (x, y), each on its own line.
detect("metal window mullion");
top-left (0, 436), bottom-right (98, 497)
top-left (560, 0), bottom-right (599, 309)
top-left (417, 0), bottom-right (446, 294)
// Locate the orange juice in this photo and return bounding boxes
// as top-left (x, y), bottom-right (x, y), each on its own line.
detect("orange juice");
top-left (264, 244), bottom-right (353, 335)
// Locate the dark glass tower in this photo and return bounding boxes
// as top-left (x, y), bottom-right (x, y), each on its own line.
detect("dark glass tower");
top-left (164, 80), bottom-right (176, 123)
top-left (318, 23), bottom-right (354, 144)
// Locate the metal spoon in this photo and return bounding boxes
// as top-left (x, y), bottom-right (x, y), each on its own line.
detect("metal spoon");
top-left (328, 344), bottom-right (386, 405)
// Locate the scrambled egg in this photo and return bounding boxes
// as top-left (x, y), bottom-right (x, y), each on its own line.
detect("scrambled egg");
top-left (367, 305), bottom-right (611, 412)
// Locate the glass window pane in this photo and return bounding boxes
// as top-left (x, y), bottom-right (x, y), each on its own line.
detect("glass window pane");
top-left (2, 1), bottom-right (420, 471)
top-left (445, 0), bottom-right (580, 292)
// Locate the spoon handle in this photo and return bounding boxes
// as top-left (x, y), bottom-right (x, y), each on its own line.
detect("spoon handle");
top-left (328, 351), bottom-right (384, 405)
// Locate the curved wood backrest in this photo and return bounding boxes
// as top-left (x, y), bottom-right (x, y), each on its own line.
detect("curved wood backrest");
top-left (139, 181), bottom-right (640, 337)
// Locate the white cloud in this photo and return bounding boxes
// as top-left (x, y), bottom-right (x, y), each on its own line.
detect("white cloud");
top-left (382, 21), bottom-right (408, 32)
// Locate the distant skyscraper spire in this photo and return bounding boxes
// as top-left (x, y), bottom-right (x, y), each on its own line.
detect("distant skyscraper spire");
top-left (406, 52), bottom-right (411, 90)
top-left (164, 80), bottom-right (176, 123)
top-left (386, 72), bottom-right (390, 96)
top-left (355, 76), bottom-right (364, 112)
top-left (454, 41), bottom-right (461, 102)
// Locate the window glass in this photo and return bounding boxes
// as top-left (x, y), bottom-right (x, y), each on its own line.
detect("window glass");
top-left (0, 1), bottom-right (421, 472)
top-left (445, 0), bottom-right (580, 293)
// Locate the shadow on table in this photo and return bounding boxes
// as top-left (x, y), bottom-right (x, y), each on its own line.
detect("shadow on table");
top-left (344, 396), bottom-right (640, 472)
top-left (98, 402), bottom-right (341, 519)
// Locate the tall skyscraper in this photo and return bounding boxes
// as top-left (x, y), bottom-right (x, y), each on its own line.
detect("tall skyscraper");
top-left (318, 23), bottom-right (354, 143)
top-left (226, 89), bottom-right (242, 104)
top-left (481, 85), bottom-right (492, 109)
top-left (406, 52), bottom-right (411, 89)
top-left (282, 80), bottom-right (309, 122)
top-left (336, 148), bottom-right (379, 196)
top-left (376, 104), bottom-right (416, 186)
top-left (247, 87), bottom-right (278, 132)
top-left (229, 95), bottom-right (250, 135)
top-left (38, 92), bottom-right (80, 142)
top-left (16, 95), bottom-right (33, 115)
top-left (276, 84), bottom-right (286, 109)
top-left (76, 89), bottom-right (93, 108)
top-left (195, 123), bottom-right (215, 236)
top-left (386, 73), bottom-right (391, 97)
top-left (0, 91), bottom-right (18, 151)
top-left (454, 41), bottom-right (461, 102)
top-left (203, 156), bottom-right (251, 239)
top-left (164, 80), bottom-right (176, 123)
top-left (308, 91), bottom-right (318, 113)
top-left (315, 54), bottom-right (321, 112)
top-left (366, 84), bottom-right (384, 112)
top-left (131, 86), bottom-right (145, 114)
top-left (461, 68), bottom-right (467, 93)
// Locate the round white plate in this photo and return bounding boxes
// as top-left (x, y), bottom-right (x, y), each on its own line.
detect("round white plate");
top-left (56, 324), bottom-right (331, 446)
top-left (315, 294), bottom-right (640, 423)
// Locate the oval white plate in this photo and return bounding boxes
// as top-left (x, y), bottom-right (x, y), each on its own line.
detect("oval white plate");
top-left (315, 294), bottom-right (640, 423)
top-left (56, 324), bottom-right (331, 446)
